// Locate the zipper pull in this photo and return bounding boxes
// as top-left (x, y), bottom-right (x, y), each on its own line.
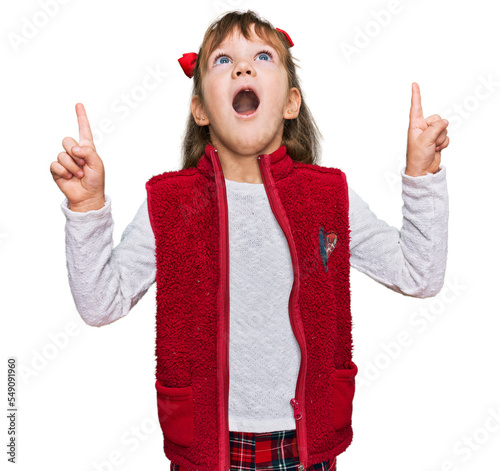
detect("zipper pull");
top-left (298, 464), bottom-right (305, 471)
top-left (290, 398), bottom-right (302, 420)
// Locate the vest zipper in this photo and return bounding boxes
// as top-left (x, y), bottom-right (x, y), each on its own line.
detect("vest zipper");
top-left (210, 147), bottom-right (231, 471)
top-left (257, 154), bottom-right (309, 470)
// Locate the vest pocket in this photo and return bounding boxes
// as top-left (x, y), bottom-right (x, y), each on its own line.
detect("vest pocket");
top-left (331, 360), bottom-right (358, 431)
top-left (155, 380), bottom-right (194, 448)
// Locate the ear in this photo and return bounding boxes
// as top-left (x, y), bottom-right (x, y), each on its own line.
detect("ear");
top-left (191, 94), bottom-right (210, 126)
top-left (284, 87), bottom-right (301, 120)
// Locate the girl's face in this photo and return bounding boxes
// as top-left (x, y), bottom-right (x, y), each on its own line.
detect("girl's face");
top-left (191, 23), bottom-right (301, 158)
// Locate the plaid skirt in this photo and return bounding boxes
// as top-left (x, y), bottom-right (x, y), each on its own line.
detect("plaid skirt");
top-left (170, 429), bottom-right (337, 471)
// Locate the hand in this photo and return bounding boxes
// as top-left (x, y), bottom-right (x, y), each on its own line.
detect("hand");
top-left (50, 103), bottom-right (105, 211)
top-left (405, 82), bottom-right (450, 177)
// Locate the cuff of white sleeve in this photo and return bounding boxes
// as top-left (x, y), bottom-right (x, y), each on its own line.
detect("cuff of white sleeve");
top-left (60, 194), bottom-right (112, 220)
top-left (401, 165), bottom-right (447, 187)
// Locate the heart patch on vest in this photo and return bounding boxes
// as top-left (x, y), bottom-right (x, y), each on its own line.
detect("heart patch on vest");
top-left (319, 226), bottom-right (338, 272)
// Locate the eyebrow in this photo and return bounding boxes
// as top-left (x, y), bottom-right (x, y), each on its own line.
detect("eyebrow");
top-left (210, 42), bottom-right (276, 58)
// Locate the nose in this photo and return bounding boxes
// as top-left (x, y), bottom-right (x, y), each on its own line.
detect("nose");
top-left (232, 59), bottom-right (255, 78)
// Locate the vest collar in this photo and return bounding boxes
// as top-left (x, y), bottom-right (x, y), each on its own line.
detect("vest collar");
top-left (196, 142), bottom-right (294, 182)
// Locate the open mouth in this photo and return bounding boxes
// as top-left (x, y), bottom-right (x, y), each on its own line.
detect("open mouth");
top-left (232, 89), bottom-right (260, 116)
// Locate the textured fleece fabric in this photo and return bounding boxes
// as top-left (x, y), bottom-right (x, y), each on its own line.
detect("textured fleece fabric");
top-left (144, 143), bottom-right (354, 469)
top-left (60, 150), bottom-right (449, 470)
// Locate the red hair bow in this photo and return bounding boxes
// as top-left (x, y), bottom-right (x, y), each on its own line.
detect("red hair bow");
top-left (178, 27), bottom-right (294, 79)
top-left (178, 52), bottom-right (198, 79)
top-left (276, 28), bottom-right (294, 47)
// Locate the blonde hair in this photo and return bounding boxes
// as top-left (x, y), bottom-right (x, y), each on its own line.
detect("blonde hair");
top-left (180, 9), bottom-right (322, 169)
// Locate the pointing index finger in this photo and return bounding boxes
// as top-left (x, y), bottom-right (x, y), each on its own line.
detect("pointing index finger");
top-left (409, 82), bottom-right (423, 123)
top-left (75, 103), bottom-right (95, 147)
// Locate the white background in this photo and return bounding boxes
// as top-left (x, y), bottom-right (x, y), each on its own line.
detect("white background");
top-left (1, 0), bottom-right (499, 469)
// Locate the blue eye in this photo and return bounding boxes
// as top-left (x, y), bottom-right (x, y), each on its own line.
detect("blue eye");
top-left (214, 55), bottom-right (230, 65)
top-left (257, 52), bottom-right (272, 61)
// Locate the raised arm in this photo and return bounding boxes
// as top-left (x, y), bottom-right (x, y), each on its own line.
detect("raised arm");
top-left (51, 104), bottom-right (156, 326)
top-left (60, 195), bottom-right (156, 326)
top-left (348, 82), bottom-right (450, 297)
top-left (348, 165), bottom-right (449, 298)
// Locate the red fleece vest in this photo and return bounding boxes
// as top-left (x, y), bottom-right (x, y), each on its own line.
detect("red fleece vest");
top-left (145, 143), bottom-right (358, 471)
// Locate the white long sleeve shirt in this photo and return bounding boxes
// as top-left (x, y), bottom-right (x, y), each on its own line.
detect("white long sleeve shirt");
top-left (60, 165), bottom-right (449, 432)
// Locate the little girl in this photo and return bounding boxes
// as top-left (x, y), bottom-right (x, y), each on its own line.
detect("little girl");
top-left (50, 9), bottom-right (450, 471)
